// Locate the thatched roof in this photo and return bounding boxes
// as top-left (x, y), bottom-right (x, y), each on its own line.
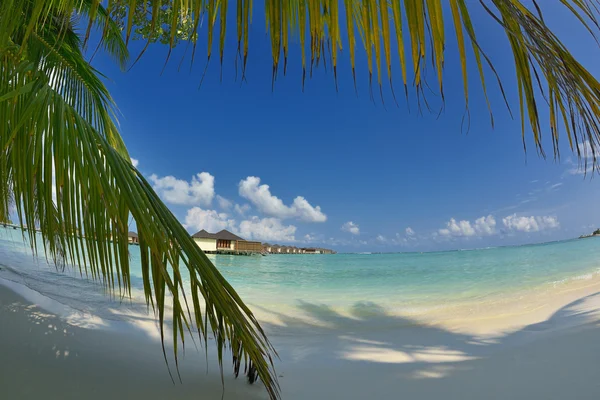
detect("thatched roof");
top-left (128, 231), bottom-right (138, 238)
top-left (192, 229), bottom-right (217, 239)
top-left (214, 229), bottom-right (245, 241)
top-left (192, 229), bottom-right (246, 241)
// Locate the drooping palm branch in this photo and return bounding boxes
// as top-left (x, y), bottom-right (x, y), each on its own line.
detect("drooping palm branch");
top-left (100, 0), bottom-right (600, 167)
top-left (3, 1), bottom-right (600, 400)
top-left (1, 0), bottom-right (279, 398)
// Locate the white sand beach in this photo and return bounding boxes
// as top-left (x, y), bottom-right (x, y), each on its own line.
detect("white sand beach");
top-left (2, 276), bottom-right (600, 400)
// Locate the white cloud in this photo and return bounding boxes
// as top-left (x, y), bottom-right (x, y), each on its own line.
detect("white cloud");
top-left (393, 234), bottom-right (410, 246)
top-left (238, 177), bottom-right (288, 216)
top-left (474, 215), bottom-right (497, 235)
top-left (150, 172), bottom-right (215, 206)
top-left (577, 140), bottom-right (596, 160)
top-left (378, 227), bottom-right (419, 247)
top-left (567, 141), bottom-right (598, 175)
top-left (130, 158), bottom-right (139, 168)
top-left (184, 206), bottom-right (297, 243)
top-left (184, 207), bottom-right (236, 232)
top-left (439, 219), bottom-right (474, 237)
top-left (238, 176), bottom-right (326, 222)
top-left (502, 214), bottom-right (560, 233)
top-left (234, 203), bottom-right (251, 216)
top-left (291, 196), bottom-right (327, 222)
top-left (238, 217), bottom-right (297, 242)
top-left (568, 163), bottom-right (596, 176)
top-left (304, 233), bottom-right (317, 242)
top-left (341, 221), bottom-right (360, 235)
top-left (439, 215), bottom-right (496, 238)
top-left (216, 195), bottom-right (232, 210)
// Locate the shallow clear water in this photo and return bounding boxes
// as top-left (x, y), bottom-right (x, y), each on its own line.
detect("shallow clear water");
top-left (1, 227), bottom-right (600, 319)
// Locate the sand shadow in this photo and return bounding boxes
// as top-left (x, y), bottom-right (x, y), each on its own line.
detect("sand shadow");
top-left (250, 291), bottom-right (600, 399)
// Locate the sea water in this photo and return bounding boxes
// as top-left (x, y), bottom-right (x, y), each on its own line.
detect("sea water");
top-left (1, 227), bottom-right (600, 325)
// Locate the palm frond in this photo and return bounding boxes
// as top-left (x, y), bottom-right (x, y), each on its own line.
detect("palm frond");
top-left (1, 1), bottom-right (279, 398)
top-left (75, 0), bottom-right (600, 167)
top-left (80, 0), bottom-right (130, 69)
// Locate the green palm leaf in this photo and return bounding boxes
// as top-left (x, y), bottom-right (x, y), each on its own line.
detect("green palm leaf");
top-left (91, 0), bottom-right (600, 165)
top-left (1, 1), bottom-right (279, 398)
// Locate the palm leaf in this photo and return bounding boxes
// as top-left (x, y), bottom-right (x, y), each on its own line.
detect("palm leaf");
top-left (80, 0), bottom-right (600, 168)
top-left (1, 1), bottom-right (279, 399)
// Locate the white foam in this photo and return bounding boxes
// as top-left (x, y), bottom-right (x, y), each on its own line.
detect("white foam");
top-left (0, 233), bottom-right (168, 342)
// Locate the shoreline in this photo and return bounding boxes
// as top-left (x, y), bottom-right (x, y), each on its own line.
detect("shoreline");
top-left (3, 263), bottom-right (600, 337)
top-left (247, 273), bottom-right (600, 337)
top-left (2, 272), bottom-right (600, 399)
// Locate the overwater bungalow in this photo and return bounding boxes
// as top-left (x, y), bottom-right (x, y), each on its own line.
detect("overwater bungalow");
top-left (302, 248), bottom-right (320, 254)
top-left (191, 229), bottom-right (262, 255)
top-left (127, 231), bottom-right (139, 244)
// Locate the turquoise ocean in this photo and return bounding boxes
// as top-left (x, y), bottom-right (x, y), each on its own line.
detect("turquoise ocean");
top-left (1, 227), bottom-right (600, 324)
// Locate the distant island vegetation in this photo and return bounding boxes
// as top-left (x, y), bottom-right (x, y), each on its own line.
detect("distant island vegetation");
top-left (579, 229), bottom-right (600, 239)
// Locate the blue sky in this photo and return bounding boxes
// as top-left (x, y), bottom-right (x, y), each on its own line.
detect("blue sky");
top-left (93, 2), bottom-right (600, 252)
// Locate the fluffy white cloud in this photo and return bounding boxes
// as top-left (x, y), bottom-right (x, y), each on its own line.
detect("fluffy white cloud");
top-left (291, 196), bottom-right (327, 222)
top-left (239, 177), bottom-right (288, 216)
top-left (216, 195), bottom-right (232, 210)
top-left (439, 215), bottom-right (496, 238)
top-left (474, 215), bottom-right (496, 235)
top-left (238, 217), bottom-right (297, 242)
top-left (184, 207), bottom-right (236, 232)
top-left (405, 227), bottom-right (415, 236)
top-left (502, 214), bottom-right (560, 232)
top-left (341, 221), bottom-right (360, 235)
top-left (184, 206), bottom-right (296, 242)
top-left (439, 219), bottom-right (473, 237)
top-left (150, 172), bottom-right (215, 206)
top-left (376, 235), bottom-right (387, 243)
top-left (130, 158), bottom-right (139, 168)
top-left (234, 203), bottom-right (251, 216)
top-left (238, 176), bottom-right (326, 222)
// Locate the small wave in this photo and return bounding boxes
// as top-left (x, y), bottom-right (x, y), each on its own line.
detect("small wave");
top-left (551, 270), bottom-right (600, 287)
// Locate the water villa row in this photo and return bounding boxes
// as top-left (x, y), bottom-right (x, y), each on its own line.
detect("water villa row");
top-left (127, 229), bottom-right (261, 254)
top-left (3, 225), bottom-right (334, 255)
top-left (188, 230), bottom-right (336, 255)
top-left (263, 244), bottom-right (336, 254)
